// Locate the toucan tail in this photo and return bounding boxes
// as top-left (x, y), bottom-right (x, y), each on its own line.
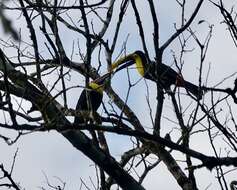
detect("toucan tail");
top-left (183, 81), bottom-right (202, 100)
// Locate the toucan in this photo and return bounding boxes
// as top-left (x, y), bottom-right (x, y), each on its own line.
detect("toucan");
top-left (74, 73), bottom-right (110, 125)
top-left (111, 50), bottom-right (202, 99)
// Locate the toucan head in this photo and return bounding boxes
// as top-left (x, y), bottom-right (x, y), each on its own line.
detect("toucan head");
top-left (89, 72), bottom-right (111, 94)
top-left (90, 50), bottom-right (149, 94)
top-left (111, 51), bottom-right (148, 77)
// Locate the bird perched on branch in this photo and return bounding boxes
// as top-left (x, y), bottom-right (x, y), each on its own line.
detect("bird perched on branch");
top-left (111, 50), bottom-right (202, 99)
top-left (74, 73), bottom-right (110, 125)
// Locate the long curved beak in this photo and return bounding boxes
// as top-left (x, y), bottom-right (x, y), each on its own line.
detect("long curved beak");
top-left (112, 60), bottom-right (135, 73)
top-left (111, 53), bottom-right (136, 71)
top-left (92, 72), bottom-right (111, 85)
top-left (92, 53), bottom-right (137, 85)
top-left (111, 52), bottom-right (145, 77)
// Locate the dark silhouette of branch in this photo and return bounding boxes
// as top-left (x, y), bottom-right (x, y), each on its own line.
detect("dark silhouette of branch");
top-left (0, 1), bottom-right (19, 40)
top-left (160, 0), bottom-right (204, 53)
top-left (2, 0), bottom-right (109, 10)
top-left (0, 150), bottom-right (21, 190)
top-left (1, 1), bottom-right (237, 189)
top-left (19, 0), bottom-right (41, 79)
top-left (130, 0), bottom-right (149, 56)
top-left (203, 78), bottom-right (237, 104)
top-left (0, 164), bottom-right (21, 190)
top-left (211, 0), bottom-right (237, 47)
top-left (40, 123), bottom-right (237, 171)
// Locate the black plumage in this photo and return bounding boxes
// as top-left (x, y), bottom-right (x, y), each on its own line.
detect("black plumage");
top-left (112, 50), bottom-right (202, 99)
top-left (74, 85), bottom-right (103, 124)
top-left (74, 74), bottom-right (110, 125)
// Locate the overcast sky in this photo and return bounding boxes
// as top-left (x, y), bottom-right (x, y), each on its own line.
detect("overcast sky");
top-left (1, 0), bottom-right (237, 189)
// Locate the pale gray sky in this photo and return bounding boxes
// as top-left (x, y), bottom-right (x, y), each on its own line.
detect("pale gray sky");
top-left (0, 0), bottom-right (237, 189)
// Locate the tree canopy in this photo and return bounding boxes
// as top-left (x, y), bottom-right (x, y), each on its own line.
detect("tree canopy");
top-left (0, 0), bottom-right (237, 189)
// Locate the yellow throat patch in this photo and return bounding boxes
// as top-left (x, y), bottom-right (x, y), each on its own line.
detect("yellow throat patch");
top-left (111, 53), bottom-right (145, 77)
top-left (133, 54), bottom-right (145, 77)
top-left (89, 82), bottom-right (104, 94)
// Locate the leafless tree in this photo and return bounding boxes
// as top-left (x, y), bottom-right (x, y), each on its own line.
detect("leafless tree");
top-left (0, 0), bottom-right (237, 189)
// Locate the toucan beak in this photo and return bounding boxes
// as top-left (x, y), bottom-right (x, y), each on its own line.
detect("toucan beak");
top-left (111, 52), bottom-right (145, 77)
top-left (92, 53), bottom-right (136, 85)
top-left (111, 53), bottom-right (136, 71)
top-left (112, 60), bottom-right (135, 73)
top-left (92, 72), bottom-right (111, 85)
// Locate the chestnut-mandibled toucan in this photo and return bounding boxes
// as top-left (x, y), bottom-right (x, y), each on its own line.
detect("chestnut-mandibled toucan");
top-left (74, 73), bottom-right (110, 124)
top-left (111, 50), bottom-right (202, 99)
